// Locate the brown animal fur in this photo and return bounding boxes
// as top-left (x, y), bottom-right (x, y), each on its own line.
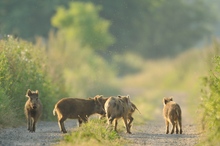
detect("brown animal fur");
top-left (104, 95), bottom-right (133, 134)
top-left (127, 102), bottom-right (141, 130)
top-left (53, 95), bottom-right (106, 133)
top-left (24, 89), bottom-right (42, 132)
top-left (99, 96), bottom-right (140, 131)
top-left (163, 97), bottom-right (182, 134)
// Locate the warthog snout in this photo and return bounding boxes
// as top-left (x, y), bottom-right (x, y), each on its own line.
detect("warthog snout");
top-left (32, 104), bottom-right (37, 109)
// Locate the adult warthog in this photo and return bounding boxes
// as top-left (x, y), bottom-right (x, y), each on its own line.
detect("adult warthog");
top-left (53, 95), bottom-right (106, 133)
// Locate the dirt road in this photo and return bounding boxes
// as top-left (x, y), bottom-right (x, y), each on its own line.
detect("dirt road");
top-left (0, 120), bottom-right (77, 146)
top-left (122, 93), bottom-right (200, 146)
top-left (0, 94), bottom-right (200, 146)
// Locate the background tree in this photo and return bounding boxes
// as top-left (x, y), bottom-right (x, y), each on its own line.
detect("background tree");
top-left (0, 0), bottom-right (219, 58)
top-left (51, 2), bottom-right (114, 50)
top-left (87, 0), bottom-right (217, 58)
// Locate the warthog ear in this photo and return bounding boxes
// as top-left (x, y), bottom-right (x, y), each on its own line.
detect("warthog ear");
top-left (26, 89), bottom-right (32, 98)
top-left (125, 96), bottom-right (131, 104)
top-left (163, 98), bottom-right (167, 105)
top-left (35, 90), bottom-right (39, 96)
top-left (94, 96), bottom-right (100, 104)
top-left (170, 97), bottom-right (173, 101)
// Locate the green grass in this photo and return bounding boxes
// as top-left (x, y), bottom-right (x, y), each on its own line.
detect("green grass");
top-left (58, 119), bottom-right (127, 146)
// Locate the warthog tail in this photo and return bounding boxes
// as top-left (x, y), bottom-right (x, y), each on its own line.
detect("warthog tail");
top-left (132, 104), bottom-right (141, 114)
top-left (53, 108), bottom-right (56, 116)
top-left (135, 107), bottom-right (141, 114)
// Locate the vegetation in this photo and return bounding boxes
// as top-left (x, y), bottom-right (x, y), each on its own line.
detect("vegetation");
top-left (1, 0), bottom-right (220, 145)
top-left (0, 0), bottom-right (218, 58)
top-left (199, 41), bottom-right (220, 145)
top-left (0, 37), bottom-right (67, 126)
top-left (41, 31), bottom-right (120, 98)
top-left (58, 119), bottom-right (126, 146)
top-left (51, 2), bottom-right (114, 50)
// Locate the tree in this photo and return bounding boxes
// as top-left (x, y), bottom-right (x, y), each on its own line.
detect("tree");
top-left (0, 0), bottom-right (218, 58)
top-left (0, 0), bottom-right (64, 40)
top-left (51, 2), bottom-right (115, 50)
top-left (85, 0), bottom-right (217, 58)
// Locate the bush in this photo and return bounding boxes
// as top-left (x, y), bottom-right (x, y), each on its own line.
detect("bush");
top-left (0, 37), bottom-right (67, 126)
top-left (200, 41), bottom-right (220, 145)
top-left (44, 31), bottom-right (120, 97)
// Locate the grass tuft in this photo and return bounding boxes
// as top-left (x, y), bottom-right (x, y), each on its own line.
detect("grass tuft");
top-left (58, 119), bottom-right (126, 146)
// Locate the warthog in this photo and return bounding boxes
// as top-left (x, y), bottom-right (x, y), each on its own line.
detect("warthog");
top-left (104, 95), bottom-right (133, 134)
top-left (163, 97), bottom-right (182, 134)
top-left (24, 89), bottom-right (43, 132)
top-left (53, 95), bottom-right (106, 133)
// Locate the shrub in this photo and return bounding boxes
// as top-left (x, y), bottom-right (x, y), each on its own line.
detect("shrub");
top-left (200, 41), bottom-right (220, 145)
top-left (44, 31), bottom-right (120, 97)
top-left (0, 37), bottom-right (67, 126)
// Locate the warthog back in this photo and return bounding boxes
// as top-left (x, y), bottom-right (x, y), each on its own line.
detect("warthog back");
top-left (105, 95), bottom-right (133, 134)
top-left (53, 95), bottom-right (105, 133)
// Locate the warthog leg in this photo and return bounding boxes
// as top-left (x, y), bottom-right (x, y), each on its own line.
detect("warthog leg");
top-left (176, 122), bottom-right (179, 134)
top-left (27, 116), bottom-right (31, 131)
top-left (170, 121), bottom-right (176, 134)
top-left (114, 119), bottom-right (118, 132)
top-left (32, 120), bottom-right (36, 132)
top-left (128, 116), bottom-right (134, 130)
top-left (123, 117), bottom-right (131, 134)
top-left (165, 120), bottom-right (169, 134)
top-left (179, 120), bottom-right (183, 134)
top-left (58, 117), bottom-right (67, 133)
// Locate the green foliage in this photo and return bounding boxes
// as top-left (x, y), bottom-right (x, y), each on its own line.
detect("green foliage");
top-left (0, 88), bottom-right (18, 127)
top-left (112, 53), bottom-right (144, 77)
top-left (0, 0), bottom-right (64, 40)
top-left (60, 119), bottom-right (126, 146)
top-left (1, 0), bottom-right (218, 58)
top-left (85, 0), bottom-right (217, 58)
top-left (0, 37), bottom-right (67, 126)
top-left (51, 2), bottom-right (115, 50)
top-left (45, 31), bottom-right (120, 97)
top-left (200, 54), bottom-right (220, 145)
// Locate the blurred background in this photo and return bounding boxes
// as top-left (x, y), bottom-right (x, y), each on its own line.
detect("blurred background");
top-left (0, 1), bottom-right (220, 142)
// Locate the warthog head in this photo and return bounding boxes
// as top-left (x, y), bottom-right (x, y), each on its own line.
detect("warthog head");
top-left (163, 97), bottom-right (173, 106)
top-left (93, 95), bottom-right (106, 115)
top-left (118, 95), bottom-right (133, 110)
top-left (26, 89), bottom-right (40, 109)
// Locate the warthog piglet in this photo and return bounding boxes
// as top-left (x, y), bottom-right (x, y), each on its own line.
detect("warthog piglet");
top-left (163, 97), bottom-right (182, 134)
top-left (105, 95), bottom-right (134, 134)
top-left (24, 89), bottom-right (43, 132)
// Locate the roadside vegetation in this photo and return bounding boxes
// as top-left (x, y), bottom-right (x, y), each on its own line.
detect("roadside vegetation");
top-left (1, 1), bottom-right (220, 145)
top-left (199, 41), bottom-right (220, 145)
top-left (58, 119), bottom-right (126, 146)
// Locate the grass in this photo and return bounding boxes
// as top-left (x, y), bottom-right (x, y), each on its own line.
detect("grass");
top-left (57, 119), bottom-right (127, 146)
top-left (57, 47), bottom-right (211, 145)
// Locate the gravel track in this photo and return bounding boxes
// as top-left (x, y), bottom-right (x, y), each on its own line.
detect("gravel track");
top-left (122, 92), bottom-right (200, 146)
top-left (0, 93), bottom-right (200, 146)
